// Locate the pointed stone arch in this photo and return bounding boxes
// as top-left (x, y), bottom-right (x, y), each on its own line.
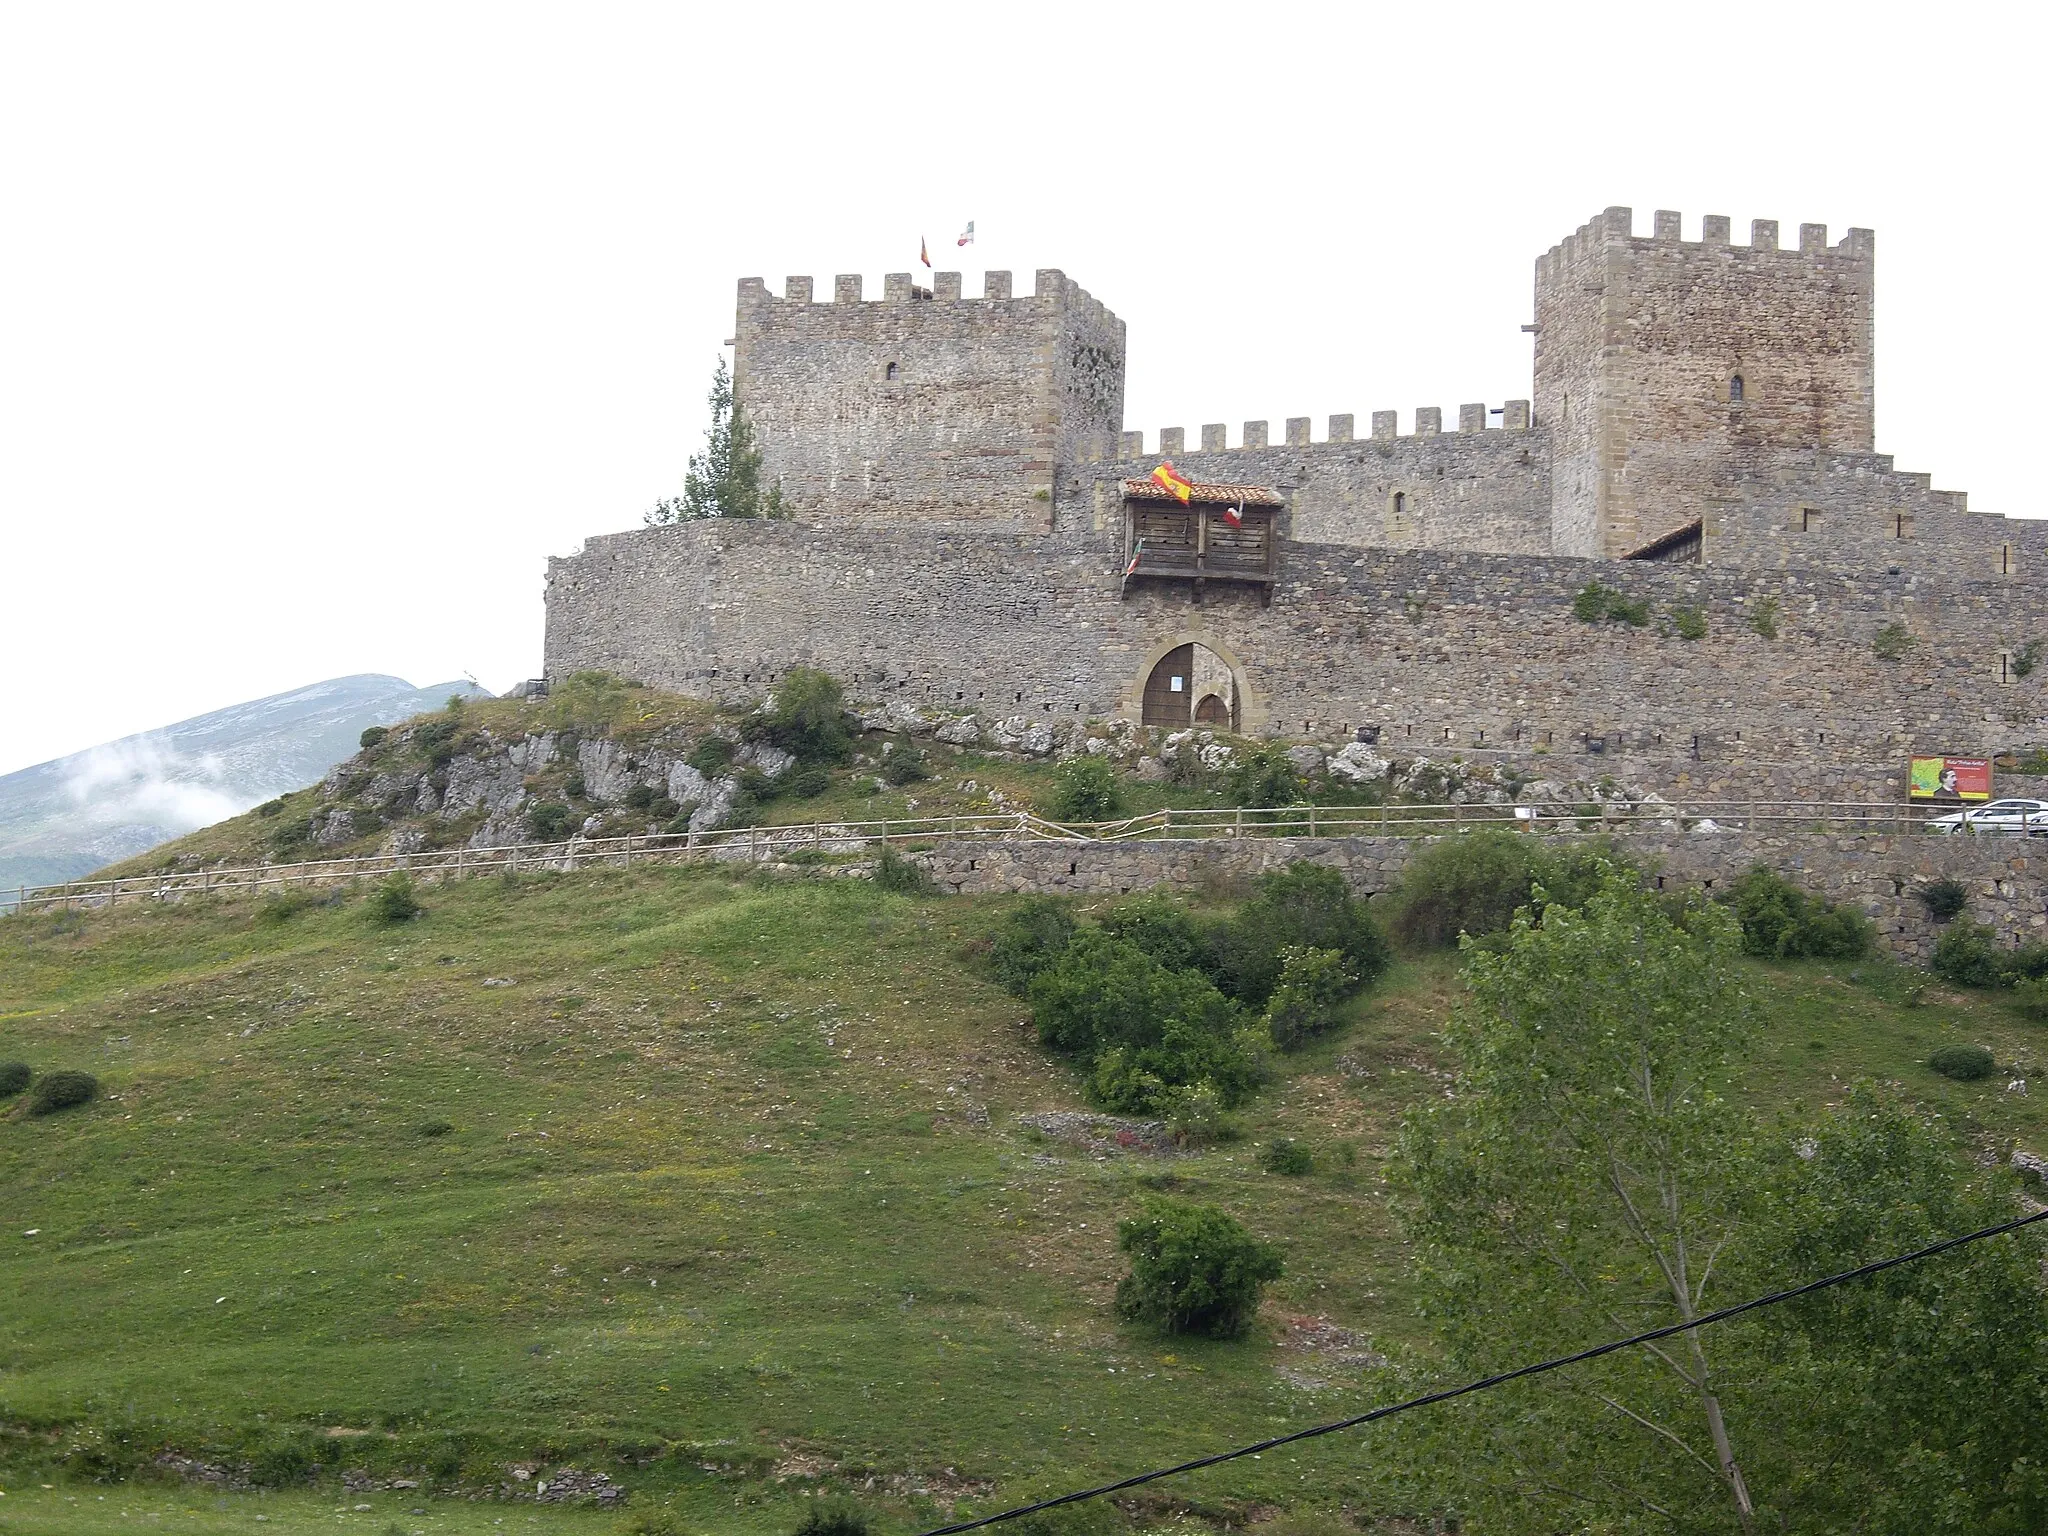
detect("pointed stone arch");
top-left (1121, 632), bottom-right (1259, 732)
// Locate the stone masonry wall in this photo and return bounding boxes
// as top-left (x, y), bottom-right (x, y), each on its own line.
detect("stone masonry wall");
top-left (545, 518), bottom-right (2048, 765)
top-left (905, 829), bottom-right (2048, 963)
top-left (732, 269), bottom-right (1122, 532)
top-left (1535, 207), bottom-right (1876, 559)
top-left (1071, 408), bottom-right (1551, 555)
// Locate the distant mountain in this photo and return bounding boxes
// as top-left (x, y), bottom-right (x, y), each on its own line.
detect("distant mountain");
top-left (0, 675), bottom-right (489, 896)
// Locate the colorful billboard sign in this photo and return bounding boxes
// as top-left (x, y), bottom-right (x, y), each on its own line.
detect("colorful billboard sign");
top-left (1909, 756), bottom-right (1992, 801)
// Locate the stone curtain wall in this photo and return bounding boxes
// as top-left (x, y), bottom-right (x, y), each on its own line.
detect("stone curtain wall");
top-left (731, 269), bottom-right (1123, 531)
top-left (906, 829), bottom-right (2048, 963)
top-left (1068, 410), bottom-right (1552, 555)
top-left (544, 518), bottom-right (2048, 762)
top-left (1535, 207), bottom-right (1876, 559)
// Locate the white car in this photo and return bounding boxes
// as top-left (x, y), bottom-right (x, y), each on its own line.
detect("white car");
top-left (1926, 797), bottom-right (2048, 835)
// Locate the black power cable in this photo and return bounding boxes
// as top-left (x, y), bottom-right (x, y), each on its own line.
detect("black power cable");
top-left (915, 1205), bottom-right (2048, 1536)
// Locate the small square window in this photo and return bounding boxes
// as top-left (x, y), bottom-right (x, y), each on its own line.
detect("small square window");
top-left (1169, 676), bottom-right (1184, 692)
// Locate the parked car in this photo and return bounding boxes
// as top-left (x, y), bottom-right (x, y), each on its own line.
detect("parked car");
top-left (1925, 797), bottom-right (2048, 835)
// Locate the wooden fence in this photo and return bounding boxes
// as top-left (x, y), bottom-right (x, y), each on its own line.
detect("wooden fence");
top-left (1, 799), bottom-right (2022, 916)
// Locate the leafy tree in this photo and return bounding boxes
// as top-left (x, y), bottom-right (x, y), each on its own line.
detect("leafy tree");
top-left (1261, 945), bottom-right (1353, 1049)
top-left (1114, 1199), bottom-right (1283, 1338)
top-left (1098, 891), bottom-right (1211, 975)
top-left (986, 897), bottom-right (1078, 997)
top-left (1389, 830), bottom-right (1617, 950)
top-left (646, 357), bottom-right (785, 524)
top-left (1392, 867), bottom-right (1766, 1530)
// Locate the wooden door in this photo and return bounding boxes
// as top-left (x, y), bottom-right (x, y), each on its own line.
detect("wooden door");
top-left (1143, 645), bottom-right (1194, 726)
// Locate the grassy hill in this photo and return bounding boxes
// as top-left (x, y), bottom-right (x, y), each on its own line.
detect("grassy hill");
top-left (3, 859), bottom-right (2046, 1535)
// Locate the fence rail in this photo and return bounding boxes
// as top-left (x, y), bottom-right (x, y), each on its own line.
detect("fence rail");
top-left (2, 799), bottom-right (2027, 916)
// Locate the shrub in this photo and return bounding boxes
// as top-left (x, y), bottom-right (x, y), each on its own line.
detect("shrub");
top-left (27, 1069), bottom-right (98, 1116)
top-left (256, 888), bottom-right (331, 925)
top-left (1390, 830), bottom-right (1547, 949)
top-left (1917, 878), bottom-right (1970, 922)
top-left (1930, 1043), bottom-right (1995, 1081)
top-left (1261, 1137), bottom-right (1314, 1175)
top-left (873, 848), bottom-right (936, 896)
top-left (358, 725), bottom-right (389, 750)
top-left (1729, 867), bottom-right (1873, 959)
top-left (1030, 931), bottom-right (1261, 1111)
top-left (1223, 743), bottom-right (1303, 809)
top-left (1931, 920), bottom-right (2005, 988)
top-left (412, 718), bottom-right (459, 767)
top-left (785, 765), bottom-right (831, 798)
top-left (1045, 756), bottom-right (1129, 821)
top-left (988, 897), bottom-right (1078, 996)
top-left (880, 746), bottom-right (932, 786)
top-left (527, 802), bottom-right (575, 840)
top-left (563, 771), bottom-right (587, 799)
top-left (1263, 945), bottom-right (1354, 1050)
top-left (0, 1062), bottom-right (30, 1097)
top-left (686, 736), bottom-right (735, 775)
top-left (1572, 581), bottom-right (1649, 626)
top-left (2012, 976), bottom-right (2048, 1022)
top-left (1872, 620), bottom-right (1916, 660)
top-left (2014, 639), bottom-right (2044, 680)
top-left (1161, 1081), bottom-right (1240, 1146)
top-left (754, 668), bottom-right (854, 764)
top-left (791, 1500), bottom-right (870, 1536)
top-left (624, 783), bottom-right (657, 810)
top-left (1099, 892), bottom-right (1211, 975)
top-left (364, 873), bottom-right (422, 925)
top-left (1114, 1199), bottom-right (1283, 1338)
top-left (1006, 1501), bottom-right (1125, 1536)
top-left (416, 1119), bottom-right (454, 1138)
top-left (1210, 863), bottom-right (1390, 1007)
top-left (1749, 593), bottom-right (1780, 639)
top-left (256, 796), bottom-right (287, 818)
top-left (648, 796), bottom-right (679, 822)
top-left (1669, 604), bottom-right (1709, 641)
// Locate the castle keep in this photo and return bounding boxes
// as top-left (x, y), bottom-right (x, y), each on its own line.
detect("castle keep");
top-left (546, 207), bottom-right (2044, 793)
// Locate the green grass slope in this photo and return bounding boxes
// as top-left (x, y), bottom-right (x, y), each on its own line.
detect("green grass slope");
top-left (3, 867), bottom-right (2045, 1535)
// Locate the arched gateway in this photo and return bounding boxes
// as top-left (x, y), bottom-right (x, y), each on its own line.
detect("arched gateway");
top-left (1140, 641), bottom-right (1239, 730)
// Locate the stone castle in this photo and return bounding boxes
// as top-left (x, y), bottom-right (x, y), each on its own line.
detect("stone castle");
top-left (545, 206), bottom-right (2045, 799)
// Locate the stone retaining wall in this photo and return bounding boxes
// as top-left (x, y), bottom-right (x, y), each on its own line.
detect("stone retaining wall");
top-left (903, 829), bottom-right (2048, 963)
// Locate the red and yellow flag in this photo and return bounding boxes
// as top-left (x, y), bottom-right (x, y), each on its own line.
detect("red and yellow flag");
top-left (1150, 461), bottom-right (1193, 503)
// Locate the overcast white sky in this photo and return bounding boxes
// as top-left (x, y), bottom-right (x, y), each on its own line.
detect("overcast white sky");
top-left (3, 2), bottom-right (2042, 775)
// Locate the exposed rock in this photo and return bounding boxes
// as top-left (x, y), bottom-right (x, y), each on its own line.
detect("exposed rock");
top-left (413, 778), bottom-right (442, 814)
top-left (935, 715), bottom-right (983, 746)
top-left (1327, 742), bottom-right (1392, 784)
top-left (858, 700), bottom-right (942, 736)
top-left (575, 739), bottom-right (637, 805)
top-left (442, 754), bottom-right (526, 818)
top-left (312, 809), bottom-right (355, 847)
top-left (1286, 745), bottom-right (1326, 777)
top-left (667, 762), bottom-right (711, 805)
top-left (379, 826), bottom-right (426, 856)
top-left (688, 775), bottom-right (742, 833)
top-left (508, 732), bottom-right (557, 770)
top-left (739, 742), bottom-right (795, 778)
top-left (1134, 755), bottom-right (1168, 782)
top-left (1016, 1110), bottom-right (1175, 1155)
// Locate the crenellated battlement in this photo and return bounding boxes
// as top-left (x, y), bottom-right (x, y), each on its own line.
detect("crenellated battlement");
top-left (1538, 205), bottom-right (1875, 278)
top-left (1109, 402), bottom-right (1533, 460)
top-left (737, 268), bottom-right (1115, 324)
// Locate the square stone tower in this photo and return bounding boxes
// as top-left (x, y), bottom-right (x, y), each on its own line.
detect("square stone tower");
top-left (1533, 206), bottom-right (1875, 558)
top-left (731, 269), bottom-right (1125, 529)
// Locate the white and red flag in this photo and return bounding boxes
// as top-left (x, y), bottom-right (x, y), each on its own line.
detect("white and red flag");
top-left (956, 221), bottom-right (975, 247)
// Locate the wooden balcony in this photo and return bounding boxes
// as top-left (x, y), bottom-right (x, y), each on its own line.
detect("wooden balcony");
top-left (1120, 478), bottom-right (1283, 605)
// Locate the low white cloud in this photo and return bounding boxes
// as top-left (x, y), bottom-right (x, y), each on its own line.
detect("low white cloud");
top-left (61, 737), bottom-right (253, 834)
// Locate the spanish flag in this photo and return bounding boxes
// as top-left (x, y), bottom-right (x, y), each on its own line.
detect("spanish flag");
top-left (920, 236), bottom-right (931, 269)
top-left (1150, 461), bottom-right (1193, 503)
top-left (1124, 538), bottom-right (1146, 577)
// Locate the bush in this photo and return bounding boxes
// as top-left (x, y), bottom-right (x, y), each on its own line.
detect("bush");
top-left (1932, 920), bottom-right (2005, 988)
top-left (364, 873), bottom-right (422, 925)
top-left (754, 668), bottom-right (854, 764)
top-left (686, 736), bottom-right (735, 775)
top-left (648, 796), bottom-right (679, 821)
top-left (1390, 834), bottom-right (1620, 950)
top-left (2012, 976), bottom-right (2048, 1022)
top-left (1030, 931), bottom-right (1261, 1111)
top-left (412, 718), bottom-right (459, 767)
top-left (1006, 1501), bottom-right (1125, 1536)
top-left (1114, 1199), bottom-right (1283, 1338)
top-left (784, 765), bottom-right (831, 798)
top-left (1211, 863), bottom-right (1390, 1007)
top-left (1045, 757), bottom-right (1129, 821)
top-left (873, 848), bottom-right (936, 896)
top-left (988, 898), bottom-right (1078, 996)
top-left (880, 746), bottom-right (932, 786)
top-left (1263, 945), bottom-right (1354, 1050)
top-left (791, 1500), bottom-right (870, 1536)
top-left (1572, 581), bottom-right (1650, 626)
top-left (526, 802), bottom-right (575, 840)
top-left (27, 1069), bottom-right (98, 1116)
top-left (563, 771), bottom-right (587, 799)
top-left (1749, 593), bottom-right (1780, 639)
top-left (624, 783), bottom-right (657, 810)
top-left (1917, 878), bottom-right (1971, 922)
top-left (415, 1119), bottom-right (454, 1138)
top-left (0, 1062), bottom-right (30, 1097)
top-left (1729, 867), bottom-right (1873, 959)
top-left (358, 725), bottom-right (388, 750)
top-left (1261, 1137), bottom-right (1314, 1175)
top-left (1930, 1043), bottom-right (1995, 1081)
top-left (1669, 604), bottom-right (1708, 641)
top-left (1099, 892), bottom-right (1211, 975)
top-left (1161, 1081), bottom-right (1240, 1146)
top-left (1223, 743), bottom-right (1303, 809)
